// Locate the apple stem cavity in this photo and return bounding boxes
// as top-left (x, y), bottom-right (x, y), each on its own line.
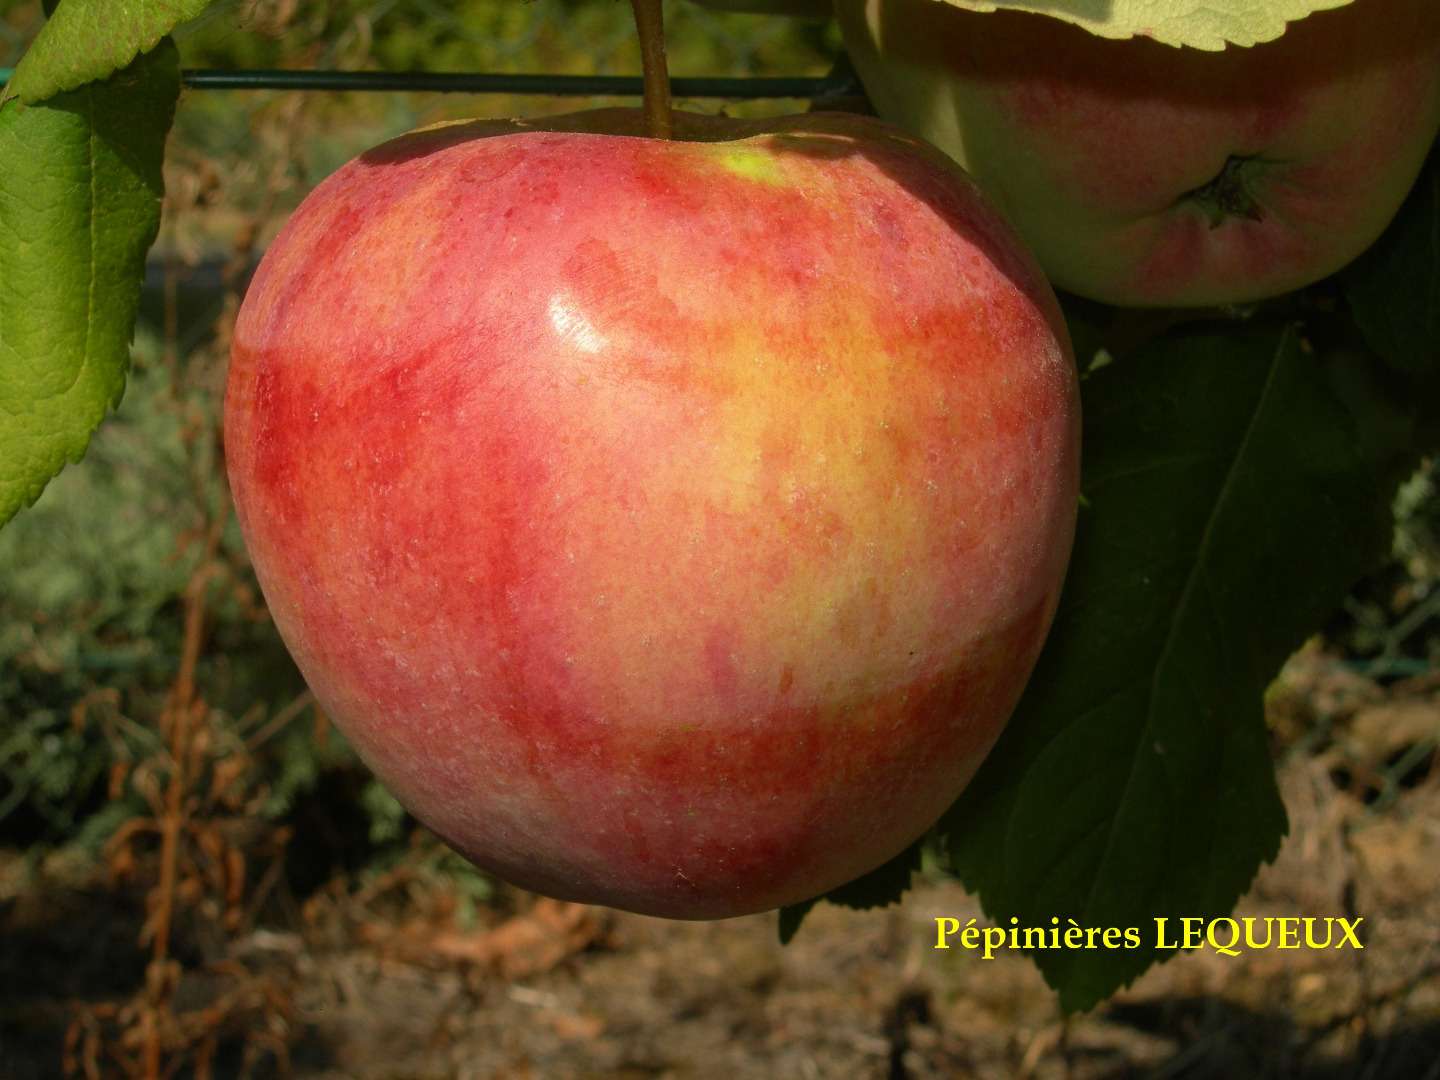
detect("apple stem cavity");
top-left (631, 0), bottom-right (674, 140)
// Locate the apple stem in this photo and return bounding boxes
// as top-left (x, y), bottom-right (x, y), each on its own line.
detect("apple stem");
top-left (630, 0), bottom-right (673, 140)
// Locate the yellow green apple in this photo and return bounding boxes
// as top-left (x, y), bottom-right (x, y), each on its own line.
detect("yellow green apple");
top-left (224, 108), bottom-right (1080, 918)
top-left (838, 0), bottom-right (1440, 307)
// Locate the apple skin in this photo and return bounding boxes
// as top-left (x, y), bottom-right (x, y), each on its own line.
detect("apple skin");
top-left (837, 0), bottom-right (1440, 308)
top-left (224, 108), bottom-right (1079, 918)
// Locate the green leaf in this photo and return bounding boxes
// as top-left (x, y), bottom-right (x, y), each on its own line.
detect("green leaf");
top-left (823, 837), bottom-right (924, 909)
top-left (942, 321), bottom-right (1429, 1013)
top-left (696, 0), bottom-right (1354, 43)
top-left (777, 900), bottom-right (814, 944)
top-left (924, 0), bottom-right (1354, 49)
top-left (0, 39), bottom-right (179, 528)
top-left (1345, 142), bottom-right (1440, 376)
top-left (776, 838), bottom-right (923, 943)
top-left (4, 0), bottom-right (208, 105)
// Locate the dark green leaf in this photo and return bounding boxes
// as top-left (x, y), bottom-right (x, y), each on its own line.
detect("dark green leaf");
top-left (943, 322), bottom-right (1428, 1013)
top-left (776, 838), bottom-right (923, 943)
top-left (777, 900), bottom-right (814, 944)
top-left (1344, 141), bottom-right (1440, 374)
top-left (822, 837), bottom-right (923, 909)
top-left (5, 0), bottom-right (209, 105)
top-left (0, 39), bottom-right (179, 527)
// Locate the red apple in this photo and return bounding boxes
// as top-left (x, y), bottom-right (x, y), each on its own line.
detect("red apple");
top-left (838, 0), bottom-right (1440, 307)
top-left (224, 109), bottom-right (1079, 918)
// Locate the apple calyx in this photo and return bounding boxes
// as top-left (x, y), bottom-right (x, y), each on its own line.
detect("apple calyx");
top-left (1181, 154), bottom-right (1267, 229)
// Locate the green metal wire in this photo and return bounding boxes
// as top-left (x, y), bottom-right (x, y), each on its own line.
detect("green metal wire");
top-left (0, 67), bottom-right (860, 99)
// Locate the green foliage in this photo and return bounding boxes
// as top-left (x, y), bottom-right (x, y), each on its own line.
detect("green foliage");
top-left (1335, 458), bottom-right (1440, 674)
top-left (0, 715), bottom-right (121, 833)
top-left (1346, 145), bottom-right (1440, 377)
top-left (697, 0), bottom-right (1360, 45)
top-left (359, 780), bottom-right (408, 845)
top-left (917, 0), bottom-right (1356, 50)
top-left (0, 39), bottom-right (179, 527)
top-left (3, 0), bottom-right (212, 103)
top-left (0, 327), bottom-right (344, 847)
top-left (1396, 461), bottom-right (1440, 585)
top-left (0, 339), bottom-right (191, 631)
top-left (1, 343), bottom-right (212, 841)
top-left (259, 718), bottom-right (368, 819)
top-left (175, 0), bottom-right (839, 87)
top-left (430, 849), bottom-right (495, 927)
